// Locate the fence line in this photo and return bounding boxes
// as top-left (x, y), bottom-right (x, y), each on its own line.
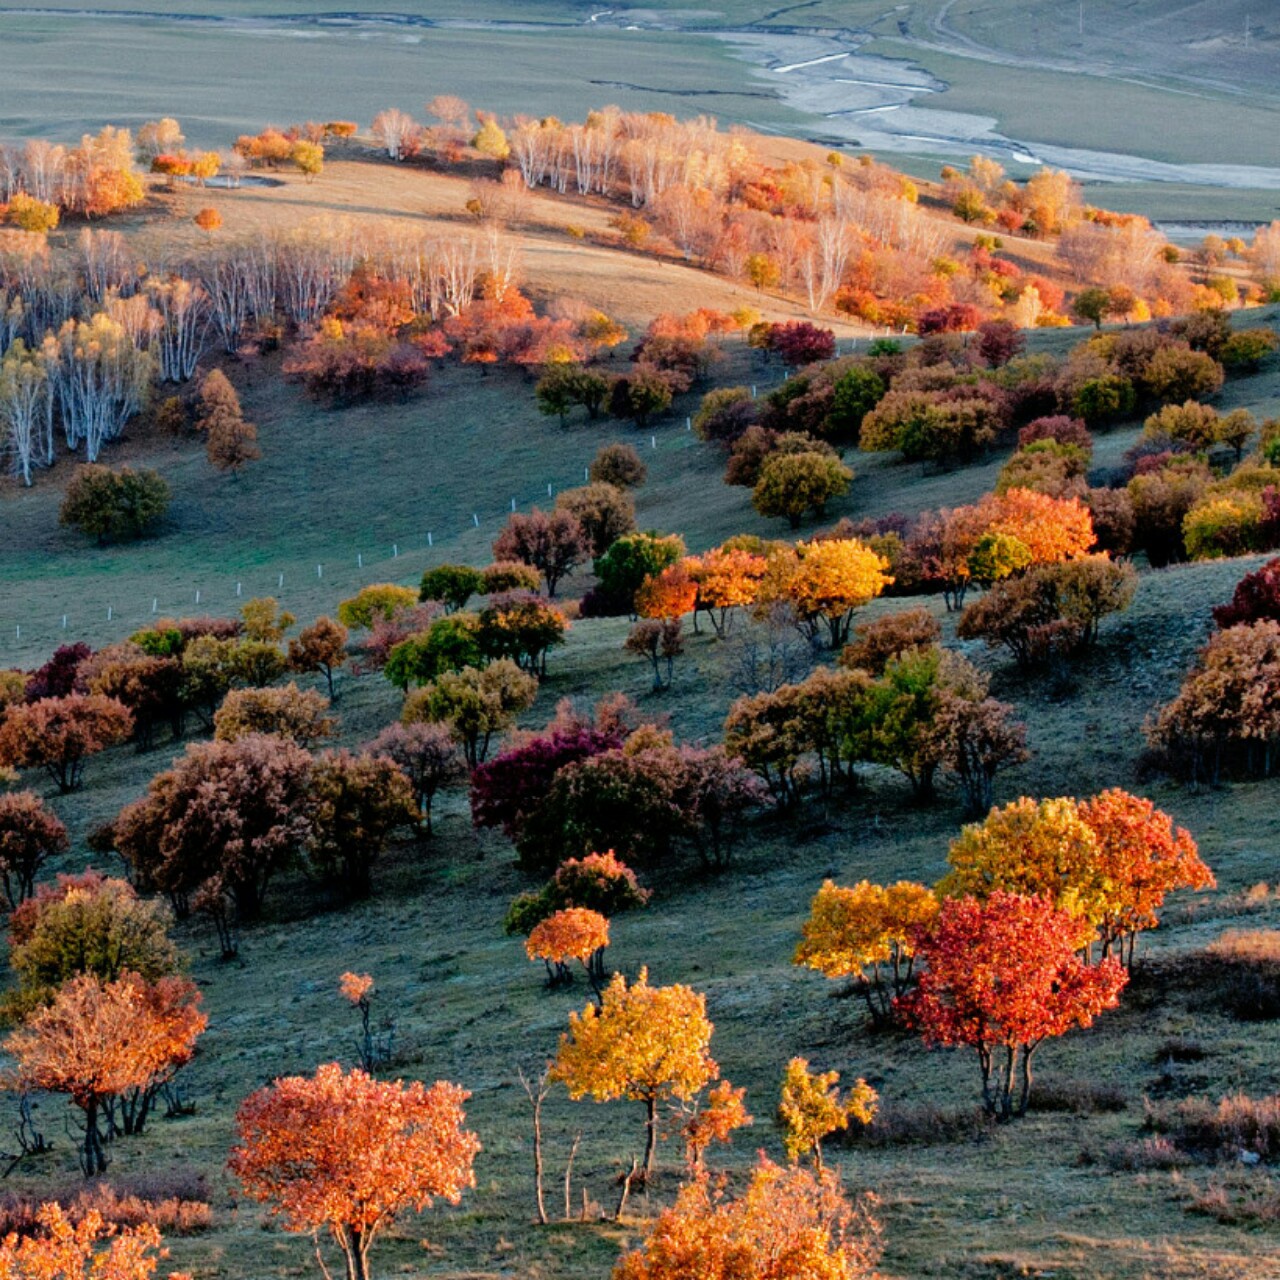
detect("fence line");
top-left (0, 417), bottom-right (720, 662)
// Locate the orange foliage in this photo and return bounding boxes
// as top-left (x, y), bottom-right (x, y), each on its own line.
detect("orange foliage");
top-left (0, 1204), bottom-right (180, 1280)
top-left (635, 564), bottom-right (699, 620)
top-left (525, 907), bottom-right (609, 966)
top-left (230, 1063), bottom-right (479, 1280)
top-left (977, 488), bottom-right (1095, 564)
top-left (682, 1079), bottom-right (752, 1175)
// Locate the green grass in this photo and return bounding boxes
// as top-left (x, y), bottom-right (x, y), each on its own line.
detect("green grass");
top-left (4, 317), bottom-right (1280, 1276)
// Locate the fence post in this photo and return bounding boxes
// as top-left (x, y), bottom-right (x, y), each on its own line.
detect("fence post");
top-left (278, 573), bottom-right (284, 589)
top-left (393, 544), bottom-right (398, 558)
top-left (427, 532), bottom-right (433, 547)
top-left (473, 513), bottom-right (480, 527)
top-left (317, 565), bottom-right (323, 579)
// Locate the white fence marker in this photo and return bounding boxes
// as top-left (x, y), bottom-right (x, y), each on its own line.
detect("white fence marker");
top-left (751, 385), bottom-right (757, 398)
top-left (14, 625), bottom-right (18, 641)
top-left (510, 497), bottom-right (516, 512)
top-left (278, 573), bottom-right (284, 589)
top-left (393, 544), bottom-right (399, 558)
top-left (317, 565), bottom-right (323, 579)
top-left (427, 532), bottom-right (434, 547)
top-left (236, 581), bottom-right (242, 597)
top-left (651, 434), bottom-right (657, 449)
top-left (686, 416), bottom-right (692, 431)
top-left (107, 606), bottom-right (112, 621)
top-left (195, 589), bottom-right (201, 605)
top-left (547, 482), bottom-right (553, 497)
top-left (357, 553), bottom-right (363, 568)
top-left (584, 466), bottom-right (589, 482)
top-left (61, 615), bottom-right (67, 630)
top-left (472, 513), bottom-right (480, 527)
top-left (151, 598), bottom-right (158, 614)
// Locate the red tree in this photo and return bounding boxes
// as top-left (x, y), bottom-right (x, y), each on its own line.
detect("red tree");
top-left (900, 892), bottom-right (1126, 1119)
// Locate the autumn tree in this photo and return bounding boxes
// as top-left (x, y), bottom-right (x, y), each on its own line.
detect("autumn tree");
top-left (307, 750), bottom-right (418, 899)
top-left (6, 971), bottom-right (206, 1174)
top-left (1076, 788), bottom-right (1215, 963)
top-left (401, 660), bottom-right (538, 766)
top-left (336, 584), bottom-right (418, 630)
top-left (477, 592), bottom-right (568, 676)
top-left (365, 722), bottom-right (465, 836)
top-left (6, 874), bottom-right (179, 1015)
top-left (775, 539), bottom-right (892, 648)
top-left (613, 1155), bottom-right (881, 1280)
top-left (0, 791), bottom-right (67, 908)
top-left (526, 906), bottom-right (610, 998)
top-left (113, 733), bottom-right (314, 920)
top-left (230, 1063), bottom-right (480, 1280)
top-left (214, 684), bottom-right (336, 747)
top-left (795, 879), bottom-right (939, 1026)
top-left (590, 442), bottom-right (647, 489)
top-left (900, 892), bottom-right (1126, 1119)
top-left (419, 564), bottom-right (484, 613)
top-left (681, 1079), bottom-right (752, 1177)
top-left (752, 452), bottom-right (853, 529)
top-left (778, 1057), bottom-right (877, 1172)
top-left (625, 618), bottom-right (684, 691)
top-left (689, 547), bottom-right (768, 637)
top-left (590, 533), bottom-right (687, 617)
top-left (0, 694), bottom-right (133, 792)
top-left (503, 849), bottom-right (650, 938)
top-left (552, 967), bottom-right (718, 1180)
top-left (555, 483), bottom-right (636, 557)
top-left (196, 369), bottom-right (259, 474)
top-left (841, 607), bottom-right (941, 675)
top-left (288, 617), bottom-right (349, 699)
top-left (0, 1203), bottom-right (175, 1280)
top-left (492, 508), bottom-right (588, 598)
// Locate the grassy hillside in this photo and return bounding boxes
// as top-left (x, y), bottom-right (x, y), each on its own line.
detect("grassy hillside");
top-left (4, 290), bottom-right (1280, 1277)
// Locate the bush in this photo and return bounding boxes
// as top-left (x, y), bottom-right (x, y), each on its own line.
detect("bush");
top-left (692, 386), bottom-right (756, 444)
top-left (589, 442), bottom-right (647, 489)
top-left (1212, 557), bottom-right (1280, 628)
top-left (383, 614), bottom-right (483, 690)
top-left (590, 532), bottom-right (686, 616)
top-left (752, 451), bottom-right (853, 529)
top-left (59, 466), bottom-right (171, 543)
top-left (213, 684), bottom-right (335, 747)
top-left (1128, 458), bottom-right (1210, 567)
top-left (1221, 328), bottom-right (1278, 372)
top-left (1071, 374), bottom-right (1136, 427)
top-left (419, 564), bottom-right (485, 612)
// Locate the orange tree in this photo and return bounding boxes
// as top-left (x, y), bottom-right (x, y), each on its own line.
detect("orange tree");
top-left (690, 547), bottom-right (767, 637)
top-left (230, 1062), bottom-right (480, 1280)
top-left (899, 892), bottom-right (1126, 1119)
top-left (6, 971), bottom-right (206, 1175)
top-left (613, 1154), bottom-right (881, 1280)
top-left (525, 906), bottom-right (610, 998)
top-left (0, 694), bottom-right (133, 793)
top-left (794, 880), bottom-right (938, 1026)
top-left (551, 967), bottom-right (717, 1180)
top-left (1076, 788), bottom-right (1214, 964)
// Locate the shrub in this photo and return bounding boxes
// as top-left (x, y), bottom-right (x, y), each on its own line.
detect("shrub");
top-left (1128, 458), bottom-right (1210, 567)
top-left (1148, 1093), bottom-right (1280, 1162)
top-left (766, 321), bottom-right (836, 367)
top-left (1018, 414), bottom-right (1092, 451)
top-left (59, 466), bottom-right (171, 543)
top-left (1142, 344), bottom-right (1225, 404)
top-left (1144, 400), bottom-right (1254, 458)
top-left (840, 608), bottom-right (940, 675)
top-left (1221, 328), bottom-right (1278, 372)
top-left (481, 561), bottom-right (541, 595)
top-left (590, 532), bottom-right (686, 616)
top-left (554, 483), bottom-right (636, 556)
top-left (0, 792), bottom-right (68, 908)
top-left (693, 387), bottom-right (757, 444)
top-left (752, 451), bottom-right (853, 529)
top-left (589, 442), bottom-right (647, 489)
top-left (336, 584), bottom-right (418, 630)
top-left (1072, 374), bottom-right (1136, 427)
top-left (383, 614), bottom-right (483, 690)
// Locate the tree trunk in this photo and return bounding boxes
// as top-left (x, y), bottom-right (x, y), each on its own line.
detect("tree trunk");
top-left (642, 1094), bottom-right (659, 1181)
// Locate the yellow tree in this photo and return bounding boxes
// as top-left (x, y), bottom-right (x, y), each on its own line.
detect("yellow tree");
top-left (939, 797), bottom-right (1108, 949)
top-left (551, 967), bottom-right (717, 1179)
top-left (778, 1057), bottom-right (877, 1172)
top-left (795, 879), bottom-right (938, 1025)
top-left (780, 539), bottom-right (891, 648)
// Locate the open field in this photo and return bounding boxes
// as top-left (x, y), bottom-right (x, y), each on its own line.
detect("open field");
top-left (2, 2), bottom-right (1280, 221)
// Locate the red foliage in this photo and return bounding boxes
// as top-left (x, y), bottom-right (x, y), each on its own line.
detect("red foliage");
top-left (766, 321), bottom-right (836, 368)
top-left (917, 303), bottom-right (983, 335)
top-left (1213, 557), bottom-right (1280, 630)
top-left (900, 892), bottom-right (1126, 1118)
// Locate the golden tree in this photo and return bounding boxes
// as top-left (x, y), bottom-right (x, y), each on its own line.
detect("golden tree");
top-left (795, 879), bottom-right (938, 1025)
top-left (779, 539), bottom-right (891, 648)
top-left (551, 968), bottom-right (717, 1179)
top-left (778, 1057), bottom-right (877, 1172)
